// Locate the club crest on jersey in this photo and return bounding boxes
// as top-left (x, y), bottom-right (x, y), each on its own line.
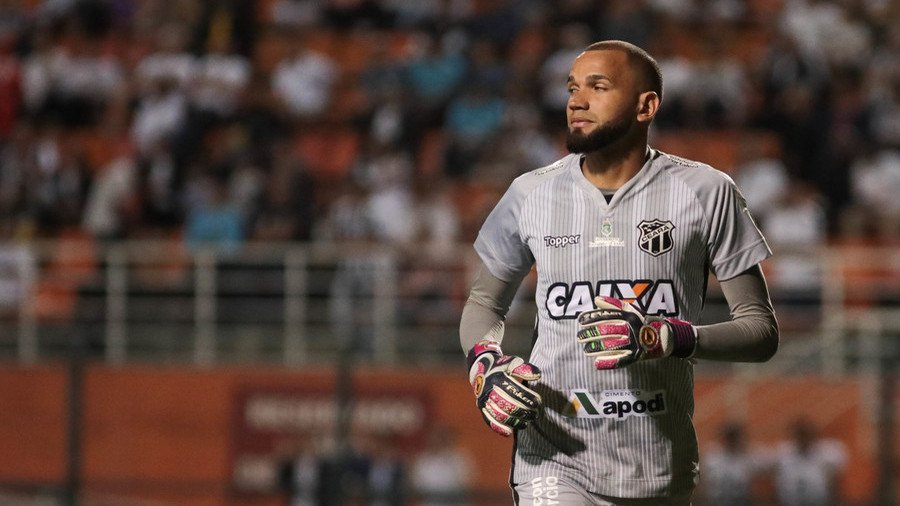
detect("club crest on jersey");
top-left (637, 219), bottom-right (675, 256)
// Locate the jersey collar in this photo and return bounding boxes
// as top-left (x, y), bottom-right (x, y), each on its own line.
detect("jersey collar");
top-left (569, 148), bottom-right (662, 210)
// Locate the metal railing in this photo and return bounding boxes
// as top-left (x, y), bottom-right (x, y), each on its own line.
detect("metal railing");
top-left (1, 240), bottom-right (468, 365)
top-left (0, 239), bottom-right (897, 373)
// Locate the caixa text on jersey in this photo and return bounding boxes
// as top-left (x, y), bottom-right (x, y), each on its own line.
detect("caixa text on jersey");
top-left (545, 279), bottom-right (679, 319)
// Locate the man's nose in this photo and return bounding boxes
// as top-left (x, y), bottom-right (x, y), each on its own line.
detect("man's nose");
top-left (568, 91), bottom-right (588, 110)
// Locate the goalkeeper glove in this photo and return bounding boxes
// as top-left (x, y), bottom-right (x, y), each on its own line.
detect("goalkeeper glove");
top-left (466, 340), bottom-right (542, 437)
top-left (576, 296), bottom-right (697, 370)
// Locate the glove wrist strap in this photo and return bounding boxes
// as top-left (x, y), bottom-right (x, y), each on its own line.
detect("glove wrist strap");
top-left (667, 319), bottom-right (697, 358)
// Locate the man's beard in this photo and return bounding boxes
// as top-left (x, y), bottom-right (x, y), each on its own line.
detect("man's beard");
top-left (566, 115), bottom-right (634, 154)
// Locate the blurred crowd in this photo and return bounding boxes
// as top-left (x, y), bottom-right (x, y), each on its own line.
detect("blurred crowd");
top-left (0, 0), bottom-right (898, 255)
top-left (697, 418), bottom-right (849, 506)
top-left (276, 424), bottom-right (474, 506)
top-left (272, 417), bottom-right (847, 506)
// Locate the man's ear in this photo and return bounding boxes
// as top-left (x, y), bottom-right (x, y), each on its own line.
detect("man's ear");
top-left (636, 91), bottom-right (660, 123)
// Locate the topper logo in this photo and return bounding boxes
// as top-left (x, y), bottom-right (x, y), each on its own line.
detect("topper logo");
top-left (544, 235), bottom-right (580, 248)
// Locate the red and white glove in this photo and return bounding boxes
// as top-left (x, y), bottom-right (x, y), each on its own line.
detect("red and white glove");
top-left (576, 296), bottom-right (697, 370)
top-left (466, 340), bottom-right (542, 437)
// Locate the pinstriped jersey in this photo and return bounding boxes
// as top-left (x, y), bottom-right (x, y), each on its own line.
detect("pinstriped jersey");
top-left (474, 149), bottom-right (772, 498)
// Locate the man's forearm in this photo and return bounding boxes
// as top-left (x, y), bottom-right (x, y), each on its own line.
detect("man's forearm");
top-left (693, 265), bottom-right (779, 362)
top-left (459, 263), bottom-right (525, 352)
top-left (695, 315), bottom-right (779, 362)
top-left (460, 300), bottom-right (506, 352)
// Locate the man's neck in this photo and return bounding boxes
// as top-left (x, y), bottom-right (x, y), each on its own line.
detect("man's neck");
top-left (580, 140), bottom-right (650, 191)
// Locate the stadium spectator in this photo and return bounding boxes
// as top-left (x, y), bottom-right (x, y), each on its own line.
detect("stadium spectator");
top-left (692, 34), bottom-right (750, 127)
top-left (442, 83), bottom-right (506, 178)
top-left (188, 33), bottom-right (251, 120)
top-left (130, 22), bottom-right (195, 157)
top-left (411, 179), bottom-right (460, 256)
top-left (845, 147), bottom-right (900, 241)
top-left (366, 90), bottom-right (412, 148)
top-left (405, 30), bottom-right (468, 131)
top-left (130, 75), bottom-right (188, 156)
top-left (250, 141), bottom-right (316, 242)
top-left (358, 32), bottom-right (408, 104)
top-left (733, 134), bottom-right (790, 221)
top-left (470, 95), bottom-right (559, 186)
top-left (270, 30), bottom-right (339, 120)
top-left (134, 139), bottom-right (182, 230)
top-left (321, 177), bottom-right (380, 358)
top-left (870, 81), bottom-right (900, 148)
top-left (868, 23), bottom-right (900, 103)
top-left (228, 155), bottom-right (265, 218)
top-left (410, 425), bottom-right (473, 506)
top-left (183, 170), bottom-right (244, 255)
top-left (757, 31), bottom-right (829, 109)
top-left (649, 35), bottom-right (697, 128)
top-left (134, 22), bottom-right (196, 95)
top-left (699, 422), bottom-right (765, 506)
top-left (466, 38), bottom-right (506, 94)
top-left (770, 418), bottom-right (848, 506)
top-left (364, 432), bottom-right (406, 506)
top-left (0, 123), bottom-right (34, 231)
top-left (779, 0), bottom-right (872, 68)
top-left (29, 19), bottom-right (124, 128)
top-left (19, 25), bottom-right (57, 117)
top-left (501, 82), bottom-right (562, 167)
top-left (766, 82), bottom-right (829, 184)
top-left (357, 35), bottom-right (414, 147)
top-left (816, 67), bottom-right (874, 230)
top-left (351, 139), bottom-right (417, 243)
top-left (277, 435), bottom-right (323, 506)
top-left (82, 146), bottom-right (137, 240)
top-left (761, 178), bottom-right (827, 301)
top-left (28, 123), bottom-right (90, 235)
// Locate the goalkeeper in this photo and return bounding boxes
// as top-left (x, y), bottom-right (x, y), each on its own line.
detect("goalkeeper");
top-left (460, 40), bottom-right (778, 505)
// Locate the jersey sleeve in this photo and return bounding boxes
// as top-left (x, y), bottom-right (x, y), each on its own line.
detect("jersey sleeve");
top-left (707, 175), bottom-right (772, 281)
top-left (473, 179), bottom-right (535, 282)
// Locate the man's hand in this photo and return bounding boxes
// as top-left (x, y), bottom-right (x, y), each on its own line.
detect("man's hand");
top-left (466, 340), bottom-right (542, 437)
top-left (576, 296), bottom-right (697, 370)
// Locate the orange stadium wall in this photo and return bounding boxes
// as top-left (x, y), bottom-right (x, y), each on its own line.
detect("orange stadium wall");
top-left (0, 363), bottom-right (889, 506)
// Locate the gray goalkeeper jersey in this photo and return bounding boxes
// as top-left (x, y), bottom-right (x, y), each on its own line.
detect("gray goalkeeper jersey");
top-left (474, 149), bottom-right (771, 498)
